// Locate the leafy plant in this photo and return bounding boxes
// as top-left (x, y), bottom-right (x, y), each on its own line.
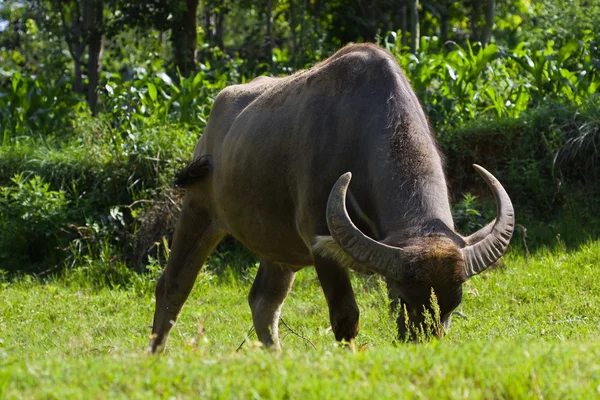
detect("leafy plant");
top-left (0, 173), bottom-right (70, 272)
top-left (553, 98), bottom-right (600, 178)
top-left (0, 71), bottom-right (83, 144)
top-left (102, 68), bottom-right (225, 128)
top-left (382, 32), bottom-right (599, 129)
top-left (452, 193), bottom-right (488, 235)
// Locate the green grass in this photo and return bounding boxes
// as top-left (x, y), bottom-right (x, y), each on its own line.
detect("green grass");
top-left (1, 241), bottom-right (600, 398)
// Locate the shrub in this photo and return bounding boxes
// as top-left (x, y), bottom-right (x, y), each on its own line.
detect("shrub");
top-left (0, 71), bottom-right (84, 144)
top-left (381, 32), bottom-right (599, 129)
top-left (0, 173), bottom-right (70, 273)
top-left (2, 35), bottom-right (599, 274)
top-left (451, 193), bottom-right (489, 236)
top-left (442, 100), bottom-right (600, 250)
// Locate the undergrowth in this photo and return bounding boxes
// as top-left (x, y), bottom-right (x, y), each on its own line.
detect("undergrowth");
top-left (0, 38), bottom-right (598, 275)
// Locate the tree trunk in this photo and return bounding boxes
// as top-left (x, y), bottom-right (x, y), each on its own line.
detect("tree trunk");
top-left (439, 3), bottom-right (449, 44)
top-left (73, 57), bottom-right (83, 94)
top-left (56, 1), bottom-right (86, 95)
top-left (290, 0), bottom-right (298, 68)
top-left (86, 0), bottom-right (103, 115)
top-left (298, 0), bottom-right (307, 66)
top-left (313, 0), bottom-right (321, 36)
top-left (469, 0), bottom-right (481, 43)
top-left (265, 0), bottom-right (274, 73)
top-left (398, 0), bottom-right (407, 46)
top-left (408, 0), bottom-right (419, 53)
top-left (481, 0), bottom-right (495, 46)
top-left (171, 0), bottom-right (199, 77)
top-left (204, 1), bottom-right (213, 45)
top-left (215, 2), bottom-right (225, 49)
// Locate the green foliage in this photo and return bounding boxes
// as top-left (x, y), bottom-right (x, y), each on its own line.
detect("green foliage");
top-left (527, 0), bottom-right (600, 48)
top-left (0, 1), bottom-right (597, 275)
top-left (102, 68), bottom-right (226, 127)
top-left (451, 193), bottom-right (488, 235)
top-left (0, 117), bottom-right (200, 274)
top-left (383, 32), bottom-right (599, 128)
top-left (0, 71), bottom-right (83, 143)
top-left (0, 173), bottom-right (70, 272)
top-left (442, 100), bottom-right (600, 206)
top-left (553, 100), bottom-right (600, 180)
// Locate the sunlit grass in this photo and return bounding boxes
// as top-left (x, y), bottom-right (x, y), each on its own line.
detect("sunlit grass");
top-left (1, 240), bottom-right (600, 398)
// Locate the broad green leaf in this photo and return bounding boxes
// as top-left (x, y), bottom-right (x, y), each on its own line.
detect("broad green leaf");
top-left (482, 44), bottom-right (499, 61)
top-left (558, 39), bottom-right (580, 64)
top-left (192, 72), bottom-right (203, 88)
top-left (559, 69), bottom-right (576, 82)
top-left (11, 72), bottom-right (21, 93)
top-left (147, 83), bottom-right (157, 102)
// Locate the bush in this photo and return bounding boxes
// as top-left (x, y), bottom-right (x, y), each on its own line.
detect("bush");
top-left (1, 35), bottom-right (599, 275)
top-left (451, 193), bottom-right (489, 236)
top-left (0, 112), bottom-right (203, 274)
top-left (0, 173), bottom-right (70, 273)
top-left (382, 32), bottom-right (599, 129)
top-left (442, 101), bottom-right (600, 250)
top-left (0, 71), bottom-right (84, 144)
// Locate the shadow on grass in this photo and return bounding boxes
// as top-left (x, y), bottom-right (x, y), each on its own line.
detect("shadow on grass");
top-left (510, 212), bottom-right (600, 255)
top-left (205, 236), bottom-right (259, 283)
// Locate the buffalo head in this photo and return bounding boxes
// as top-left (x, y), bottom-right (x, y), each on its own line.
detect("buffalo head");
top-left (326, 164), bottom-right (514, 341)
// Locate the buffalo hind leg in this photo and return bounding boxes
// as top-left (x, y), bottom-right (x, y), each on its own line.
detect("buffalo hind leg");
top-left (248, 260), bottom-right (296, 350)
top-left (314, 255), bottom-right (360, 343)
top-left (150, 205), bottom-right (224, 354)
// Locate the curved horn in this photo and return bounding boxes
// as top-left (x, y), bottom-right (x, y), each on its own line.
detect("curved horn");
top-left (461, 165), bottom-right (515, 278)
top-left (326, 173), bottom-right (405, 281)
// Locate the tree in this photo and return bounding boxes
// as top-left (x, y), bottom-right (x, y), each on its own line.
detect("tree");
top-left (86, 0), bottom-right (103, 114)
top-left (56, 0), bottom-right (105, 114)
top-left (408, 0), bottom-right (419, 52)
top-left (202, 0), bottom-right (228, 49)
top-left (326, 0), bottom-right (395, 46)
top-left (265, 0), bottom-right (274, 72)
top-left (171, 0), bottom-right (199, 76)
top-left (481, 0), bottom-right (495, 46)
top-left (422, 0), bottom-right (452, 44)
top-left (398, 0), bottom-right (408, 46)
top-left (468, 0), bottom-right (495, 46)
top-left (108, 0), bottom-right (199, 77)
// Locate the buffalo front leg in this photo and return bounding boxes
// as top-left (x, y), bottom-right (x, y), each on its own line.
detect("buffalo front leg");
top-left (314, 255), bottom-right (360, 343)
top-left (248, 260), bottom-right (296, 350)
top-left (150, 205), bottom-right (224, 354)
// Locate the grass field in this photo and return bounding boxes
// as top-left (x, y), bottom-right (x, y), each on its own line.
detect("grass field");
top-left (1, 240), bottom-right (600, 399)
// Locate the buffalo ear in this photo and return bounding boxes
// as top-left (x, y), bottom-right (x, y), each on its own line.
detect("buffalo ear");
top-left (173, 156), bottom-right (212, 188)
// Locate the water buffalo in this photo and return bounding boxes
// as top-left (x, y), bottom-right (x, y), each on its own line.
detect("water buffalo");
top-left (149, 43), bottom-right (514, 353)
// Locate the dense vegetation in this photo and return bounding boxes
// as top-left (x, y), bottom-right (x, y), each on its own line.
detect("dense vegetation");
top-left (1, 0), bottom-right (598, 276)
